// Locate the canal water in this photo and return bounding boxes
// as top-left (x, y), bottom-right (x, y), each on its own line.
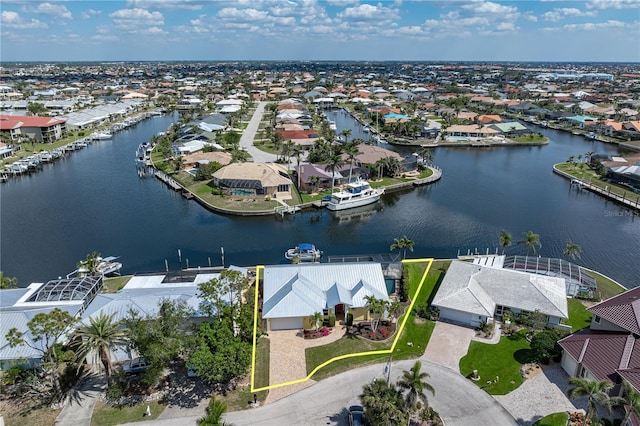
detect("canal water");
top-left (2, 112), bottom-right (639, 289)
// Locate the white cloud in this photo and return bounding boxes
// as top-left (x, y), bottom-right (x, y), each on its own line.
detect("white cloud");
top-left (461, 1), bottom-right (518, 16)
top-left (109, 8), bottom-right (165, 32)
top-left (80, 9), bottom-right (102, 20)
top-left (587, 0), bottom-right (640, 9)
top-left (325, 0), bottom-right (358, 5)
top-left (1, 11), bottom-right (47, 29)
top-left (563, 20), bottom-right (627, 30)
top-left (496, 22), bottom-right (516, 31)
top-left (337, 4), bottom-right (400, 21)
top-left (217, 8), bottom-right (270, 22)
top-left (542, 8), bottom-right (597, 22)
top-left (126, 0), bottom-right (205, 10)
top-left (25, 2), bottom-right (72, 19)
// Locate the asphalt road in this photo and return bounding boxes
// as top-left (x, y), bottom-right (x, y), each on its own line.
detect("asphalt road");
top-left (240, 101), bottom-right (278, 163)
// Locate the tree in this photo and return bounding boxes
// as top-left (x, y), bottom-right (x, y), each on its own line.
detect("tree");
top-left (27, 102), bottom-right (47, 116)
top-left (289, 144), bottom-right (304, 188)
top-left (383, 156), bottom-right (402, 177)
top-left (310, 311), bottom-right (324, 331)
top-left (197, 396), bottom-right (230, 426)
top-left (418, 147), bottom-right (433, 166)
top-left (77, 251), bottom-right (102, 276)
top-left (189, 318), bottom-right (251, 385)
top-left (343, 141), bottom-right (361, 184)
top-left (364, 295), bottom-right (388, 333)
top-left (0, 271), bottom-right (18, 289)
top-left (563, 240), bottom-right (582, 260)
top-left (6, 308), bottom-right (78, 399)
top-left (619, 380), bottom-right (640, 426)
top-left (74, 312), bottom-right (128, 386)
top-left (198, 270), bottom-right (249, 321)
top-left (567, 377), bottom-right (620, 426)
top-left (518, 231), bottom-right (542, 255)
top-left (360, 379), bottom-right (408, 426)
top-left (499, 230), bottom-right (512, 254)
top-left (308, 175), bottom-right (320, 193)
top-left (530, 330), bottom-right (561, 362)
top-left (324, 150), bottom-right (345, 194)
top-left (523, 309), bottom-right (549, 331)
top-left (341, 129), bottom-right (352, 144)
top-left (390, 236), bottom-right (415, 259)
top-left (397, 361), bottom-right (435, 420)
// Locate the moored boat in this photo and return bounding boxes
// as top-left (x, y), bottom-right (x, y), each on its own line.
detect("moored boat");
top-left (325, 179), bottom-right (384, 211)
top-left (284, 243), bottom-right (323, 262)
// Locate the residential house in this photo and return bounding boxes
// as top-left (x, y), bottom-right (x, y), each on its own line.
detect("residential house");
top-left (559, 286), bottom-right (640, 424)
top-left (261, 263), bottom-right (390, 331)
top-left (212, 162), bottom-right (293, 199)
top-left (431, 261), bottom-right (568, 328)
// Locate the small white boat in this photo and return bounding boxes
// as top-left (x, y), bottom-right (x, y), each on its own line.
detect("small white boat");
top-left (89, 132), bottom-right (113, 141)
top-left (284, 243), bottom-right (323, 262)
top-left (67, 256), bottom-right (123, 278)
top-left (326, 180), bottom-right (384, 211)
top-left (329, 120), bottom-right (337, 131)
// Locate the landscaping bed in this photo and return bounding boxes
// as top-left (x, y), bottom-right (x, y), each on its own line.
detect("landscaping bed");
top-left (348, 321), bottom-right (396, 341)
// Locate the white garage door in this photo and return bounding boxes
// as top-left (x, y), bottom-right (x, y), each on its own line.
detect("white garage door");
top-left (439, 307), bottom-right (475, 327)
top-left (270, 317), bottom-right (303, 331)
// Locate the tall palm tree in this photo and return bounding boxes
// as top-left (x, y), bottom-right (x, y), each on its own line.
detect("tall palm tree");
top-left (290, 144), bottom-right (304, 188)
top-left (361, 379), bottom-right (407, 426)
top-left (390, 236), bottom-right (415, 259)
top-left (619, 380), bottom-right (640, 426)
top-left (397, 361), bottom-right (435, 421)
top-left (308, 175), bottom-right (320, 193)
top-left (563, 240), bottom-right (582, 260)
top-left (78, 251), bottom-right (102, 276)
top-left (418, 147), bottom-right (433, 166)
top-left (74, 312), bottom-right (128, 386)
top-left (0, 271), bottom-right (18, 289)
top-left (324, 151), bottom-right (345, 194)
top-left (499, 230), bottom-right (512, 254)
top-left (342, 141), bottom-right (361, 184)
top-left (341, 129), bottom-right (352, 144)
top-left (567, 377), bottom-right (619, 426)
top-left (585, 151), bottom-right (595, 164)
top-left (518, 231), bottom-right (542, 255)
top-left (375, 158), bottom-right (386, 180)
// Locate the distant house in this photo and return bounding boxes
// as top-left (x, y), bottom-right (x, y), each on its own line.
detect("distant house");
top-left (444, 124), bottom-right (499, 138)
top-left (559, 286), bottom-right (640, 417)
top-left (0, 115), bottom-right (67, 143)
top-left (601, 154), bottom-right (640, 191)
top-left (261, 263), bottom-right (390, 331)
top-left (212, 162), bottom-right (292, 199)
top-left (431, 261), bottom-right (568, 329)
top-left (488, 121), bottom-right (531, 136)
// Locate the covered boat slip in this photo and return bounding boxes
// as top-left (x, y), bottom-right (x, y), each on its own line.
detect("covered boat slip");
top-left (285, 243), bottom-right (323, 262)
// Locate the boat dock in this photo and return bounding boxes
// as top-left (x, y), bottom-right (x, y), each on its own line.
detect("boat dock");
top-left (155, 170), bottom-right (182, 191)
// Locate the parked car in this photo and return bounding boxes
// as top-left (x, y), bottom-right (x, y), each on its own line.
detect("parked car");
top-left (122, 357), bottom-right (149, 374)
top-left (348, 405), bottom-right (365, 426)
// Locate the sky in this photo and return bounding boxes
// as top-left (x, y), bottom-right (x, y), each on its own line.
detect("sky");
top-left (1, 0), bottom-right (639, 63)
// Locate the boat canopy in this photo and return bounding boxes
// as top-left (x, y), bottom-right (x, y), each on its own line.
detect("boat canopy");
top-left (298, 243), bottom-right (315, 251)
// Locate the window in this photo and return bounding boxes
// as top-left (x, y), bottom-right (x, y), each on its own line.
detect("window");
top-left (594, 315), bottom-right (601, 324)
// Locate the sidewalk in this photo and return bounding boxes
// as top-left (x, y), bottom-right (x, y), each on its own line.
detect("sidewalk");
top-left (54, 373), bottom-right (105, 426)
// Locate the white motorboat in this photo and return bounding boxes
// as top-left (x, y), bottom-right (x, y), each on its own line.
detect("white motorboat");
top-left (284, 243), bottom-right (323, 262)
top-left (326, 180), bottom-right (384, 211)
top-left (67, 256), bottom-right (123, 278)
top-left (89, 131), bottom-right (113, 141)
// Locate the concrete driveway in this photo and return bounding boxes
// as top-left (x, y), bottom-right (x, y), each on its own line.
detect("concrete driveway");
top-left (423, 321), bottom-right (476, 372)
top-left (239, 101), bottom-right (278, 163)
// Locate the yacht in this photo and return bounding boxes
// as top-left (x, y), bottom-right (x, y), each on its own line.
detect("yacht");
top-left (89, 131), bottom-right (113, 141)
top-left (325, 180), bottom-right (384, 211)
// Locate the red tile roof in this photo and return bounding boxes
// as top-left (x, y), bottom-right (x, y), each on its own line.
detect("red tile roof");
top-left (589, 287), bottom-right (640, 334)
top-left (0, 115), bottom-right (65, 130)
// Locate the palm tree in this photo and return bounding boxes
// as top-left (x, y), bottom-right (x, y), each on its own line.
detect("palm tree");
top-left (375, 158), bottom-right (386, 180)
top-left (343, 141), bottom-right (361, 184)
top-left (290, 144), bottom-right (304, 188)
top-left (324, 151), bottom-right (345, 194)
top-left (563, 240), bottom-right (582, 260)
top-left (499, 229), bottom-right (512, 254)
top-left (567, 377), bottom-right (619, 426)
top-left (308, 175), bottom-right (320, 193)
top-left (363, 295), bottom-right (388, 333)
top-left (360, 379), bottom-right (407, 426)
top-left (397, 361), bottom-right (435, 421)
top-left (619, 380), bottom-right (640, 426)
top-left (74, 312), bottom-right (128, 386)
top-left (341, 129), bottom-right (352, 144)
top-left (0, 271), bottom-right (18, 289)
top-left (418, 147), bottom-right (433, 166)
top-left (78, 251), bottom-right (102, 276)
top-left (390, 236), bottom-right (415, 259)
top-left (197, 396), bottom-right (230, 426)
top-left (518, 231), bottom-right (542, 255)
top-left (585, 151), bottom-right (595, 164)
top-left (310, 311), bottom-right (324, 331)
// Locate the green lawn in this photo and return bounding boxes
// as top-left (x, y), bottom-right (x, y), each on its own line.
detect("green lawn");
top-left (562, 298), bottom-right (592, 332)
top-left (91, 401), bottom-right (165, 426)
top-left (513, 134), bottom-right (549, 143)
top-left (304, 260), bottom-right (447, 380)
top-left (587, 268), bottom-right (627, 300)
top-left (102, 276), bottom-right (132, 293)
top-left (252, 337), bottom-right (270, 402)
top-left (459, 330), bottom-right (534, 395)
top-left (555, 163), bottom-right (640, 203)
top-left (532, 412), bottom-right (569, 426)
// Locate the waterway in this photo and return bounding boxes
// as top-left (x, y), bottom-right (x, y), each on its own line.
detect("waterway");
top-left (1, 112), bottom-right (639, 289)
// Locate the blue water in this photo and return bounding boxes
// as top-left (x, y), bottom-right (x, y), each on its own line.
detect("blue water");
top-left (2, 112), bottom-right (639, 289)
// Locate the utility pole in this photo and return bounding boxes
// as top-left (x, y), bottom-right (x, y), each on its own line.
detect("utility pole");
top-left (178, 249), bottom-right (183, 281)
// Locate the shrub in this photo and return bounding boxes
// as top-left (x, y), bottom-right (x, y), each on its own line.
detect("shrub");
top-left (328, 314), bottom-right (336, 327)
top-left (530, 330), bottom-right (562, 362)
top-left (346, 312), bottom-right (353, 327)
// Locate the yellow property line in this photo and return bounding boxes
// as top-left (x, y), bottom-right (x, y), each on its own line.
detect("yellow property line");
top-left (250, 258), bottom-right (434, 393)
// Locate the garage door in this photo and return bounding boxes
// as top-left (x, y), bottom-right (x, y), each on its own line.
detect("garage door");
top-left (439, 307), bottom-right (475, 327)
top-left (270, 317), bottom-right (303, 331)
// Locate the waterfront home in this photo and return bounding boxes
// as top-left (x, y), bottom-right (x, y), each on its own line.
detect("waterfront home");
top-left (476, 114), bottom-right (502, 125)
top-left (431, 260), bottom-right (568, 329)
top-left (559, 287), bottom-right (640, 415)
top-left (0, 115), bottom-right (67, 143)
top-left (444, 124), bottom-right (499, 138)
top-left (212, 162), bottom-right (293, 199)
top-left (600, 154), bottom-right (640, 191)
top-left (488, 121), bottom-right (531, 136)
top-left (261, 262), bottom-right (389, 331)
top-left (182, 151), bottom-right (232, 170)
top-left (296, 163), bottom-right (342, 192)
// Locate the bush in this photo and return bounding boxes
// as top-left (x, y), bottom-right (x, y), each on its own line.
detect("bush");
top-left (328, 314), bottom-right (336, 327)
top-left (346, 312), bottom-right (353, 327)
top-left (2, 366), bottom-right (23, 386)
top-left (530, 330), bottom-right (562, 363)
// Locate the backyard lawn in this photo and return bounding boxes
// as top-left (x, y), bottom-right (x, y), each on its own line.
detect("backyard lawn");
top-left (531, 412), bottom-right (569, 426)
top-left (562, 298), bottom-right (592, 332)
top-left (459, 330), bottom-right (534, 395)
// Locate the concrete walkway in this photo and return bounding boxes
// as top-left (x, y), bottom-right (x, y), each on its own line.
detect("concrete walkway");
top-left (239, 101), bottom-right (278, 163)
top-left (54, 373), bottom-right (105, 426)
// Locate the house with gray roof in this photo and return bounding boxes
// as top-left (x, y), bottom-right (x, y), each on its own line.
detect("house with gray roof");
top-left (431, 260), bottom-right (568, 328)
top-left (262, 263), bottom-right (389, 331)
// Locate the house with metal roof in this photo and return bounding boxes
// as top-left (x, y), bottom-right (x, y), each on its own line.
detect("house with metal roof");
top-left (262, 263), bottom-right (389, 331)
top-left (559, 287), bottom-right (640, 401)
top-left (431, 261), bottom-right (568, 328)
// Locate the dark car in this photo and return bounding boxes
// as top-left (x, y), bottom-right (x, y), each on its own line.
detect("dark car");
top-left (348, 405), bottom-right (365, 426)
